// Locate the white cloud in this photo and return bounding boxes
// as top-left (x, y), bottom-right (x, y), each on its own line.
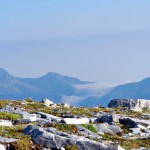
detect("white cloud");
top-left (61, 82), bottom-right (114, 106)
top-left (62, 95), bottom-right (83, 106)
top-left (74, 82), bottom-right (113, 97)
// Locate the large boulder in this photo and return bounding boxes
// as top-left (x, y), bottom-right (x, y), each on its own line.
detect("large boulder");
top-left (93, 123), bottom-right (123, 135)
top-left (24, 125), bottom-right (123, 150)
top-left (108, 99), bottom-right (150, 112)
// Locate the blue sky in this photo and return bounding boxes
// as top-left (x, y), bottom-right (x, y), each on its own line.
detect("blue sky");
top-left (0, 0), bottom-right (150, 85)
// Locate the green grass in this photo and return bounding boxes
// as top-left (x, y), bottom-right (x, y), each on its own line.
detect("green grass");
top-left (102, 133), bottom-right (150, 150)
top-left (41, 107), bottom-right (112, 118)
top-left (0, 112), bottom-right (21, 121)
top-left (65, 144), bottom-right (78, 150)
top-left (0, 125), bottom-right (24, 138)
top-left (50, 123), bottom-right (77, 133)
top-left (0, 125), bottom-right (42, 150)
top-left (9, 135), bottom-right (43, 150)
top-left (142, 107), bottom-right (150, 113)
top-left (81, 124), bottom-right (97, 133)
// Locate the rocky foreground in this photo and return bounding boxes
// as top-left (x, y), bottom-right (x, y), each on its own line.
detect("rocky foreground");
top-left (0, 98), bottom-right (150, 150)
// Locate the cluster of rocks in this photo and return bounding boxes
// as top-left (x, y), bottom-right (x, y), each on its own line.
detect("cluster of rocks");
top-left (41, 98), bottom-right (71, 108)
top-left (0, 98), bottom-right (149, 150)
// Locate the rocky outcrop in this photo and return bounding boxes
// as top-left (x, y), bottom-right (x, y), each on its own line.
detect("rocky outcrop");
top-left (108, 99), bottom-right (150, 112)
top-left (24, 125), bottom-right (123, 150)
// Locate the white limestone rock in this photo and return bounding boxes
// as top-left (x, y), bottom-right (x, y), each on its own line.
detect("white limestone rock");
top-left (61, 103), bottom-right (70, 108)
top-left (0, 144), bottom-right (6, 150)
top-left (20, 112), bottom-right (37, 122)
top-left (42, 98), bottom-right (54, 106)
top-left (108, 99), bottom-right (150, 112)
top-left (0, 136), bottom-right (18, 143)
top-left (0, 120), bottom-right (12, 127)
top-left (62, 117), bottom-right (90, 124)
top-left (129, 128), bottom-right (141, 135)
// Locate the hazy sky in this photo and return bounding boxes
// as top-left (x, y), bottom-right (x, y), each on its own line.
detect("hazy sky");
top-left (0, 0), bottom-right (150, 85)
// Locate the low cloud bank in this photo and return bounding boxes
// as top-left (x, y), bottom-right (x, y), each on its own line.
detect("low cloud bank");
top-left (62, 82), bottom-right (113, 106)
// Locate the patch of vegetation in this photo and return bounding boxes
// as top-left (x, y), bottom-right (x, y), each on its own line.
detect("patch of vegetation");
top-left (142, 107), bottom-right (150, 113)
top-left (115, 108), bottom-right (142, 118)
top-left (118, 124), bottom-right (129, 134)
top-left (50, 123), bottom-right (77, 134)
top-left (41, 107), bottom-right (111, 118)
top-left (22, 101), bottom-right (44, 113)
top-left (121, 138), bottom-right (150, 150)
top-left (0, 125), bottom-right (24, 138)
top-left (81, 124), bottom-right (97, 133)
top-left (25, 98), bottom-right (34, 103)
top-left (9, 135), bottom-right (43, 150)
top-left (0, 112), bottom-right (21, 121)
top-left (0, 100), bottom-right (11, 108)
top-left (0, 99), bottom-right (112, 118)
top-left (0, 124), bottom-right (43, 150)
top-left (102, 133), bottom-right (150, 150)
top-left (65, 144), bottom-right (78, 150)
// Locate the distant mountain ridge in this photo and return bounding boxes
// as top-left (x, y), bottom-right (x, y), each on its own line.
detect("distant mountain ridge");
top-left (97, 77), bottom-right (150, 106)
top-left (0, 68), bottom-right (150, 106)
top-left (0, 68), bottom-right (92, 103)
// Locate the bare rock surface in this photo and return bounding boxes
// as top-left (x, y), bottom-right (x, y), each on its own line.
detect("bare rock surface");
top-left (62, 117), bottom-right (90, 124)
top-left (108, 99), bottom-right (150, 112)
top-left (0, 120), bottom-right (13, 127)
top-left (0, 136), bottom-right (18, 143)
top-left (0, 144), bottom-right (6, 150)
top-left (24, 125), bottom-right (123, 150)
top-left (93, 123), bottom-right (123, 135)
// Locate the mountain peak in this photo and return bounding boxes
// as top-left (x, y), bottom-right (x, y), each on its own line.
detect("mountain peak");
top-left (0, 68), bottom-right (8, 73)
top-left (0, 68), bottom-right (15, 83)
